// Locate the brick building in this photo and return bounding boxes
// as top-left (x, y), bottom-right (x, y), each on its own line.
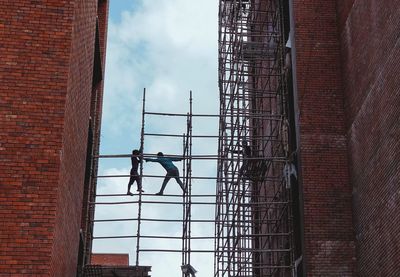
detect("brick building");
top-left (86, 254), bottom-right (151, 277)
top-left (1, 0), bottom-right (399, 276)
top-left (293, 0), bottom-right (400, 275)
top-left (216, 0), bottom-right (399, 276)
top-left (0, 0), bottom-right (109, 275)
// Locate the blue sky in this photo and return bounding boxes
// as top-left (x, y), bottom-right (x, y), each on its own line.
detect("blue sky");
top-left (108, 1), bottom-right (140, 23)
top-left (94, 1), bottom-right (219, 276)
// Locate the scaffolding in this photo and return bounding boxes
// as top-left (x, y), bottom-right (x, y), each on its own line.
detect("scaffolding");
top-left (86, 89), bottom-right (219, 277)
top-left (84, 1), bottom-right (302, 276)
top-left (215, 0), bottom-right (297, 276)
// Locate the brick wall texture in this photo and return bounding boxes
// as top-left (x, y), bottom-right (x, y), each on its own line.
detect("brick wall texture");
top-left (293, 0), bottom-right (400, 276)
top-left (292, 0), bottom-right (357, 275)
top-left (337, 0), bottom-right (400, 276)
top-left (0, 0), bottom-right (108, 275)
top-left (1, 0), bottom-right (399, 276)
top-left (91, 254), bottom-right (129, 266)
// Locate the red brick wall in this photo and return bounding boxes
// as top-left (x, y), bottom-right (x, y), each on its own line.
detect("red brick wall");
top-left (50, 0), bottom-right (99, 275)
top-left (337, 0), bottom-right (400, 275)
top-left (0, 1), bottom-right (74, 274)
top-left (85, 0), bottom-right (109, 264)
top-left (292, 0), bottom-right (356, 275)
top-left (0, 0), bottom-right (107, 275)
top-left (91, 254), bottom-right (129, 266)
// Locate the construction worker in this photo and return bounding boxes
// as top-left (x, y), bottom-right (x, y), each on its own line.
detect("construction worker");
top-left (233, 140), bottom-right (252, 180)
top-left (127, 149), bottom-right (143, 195)
top-left (145, 152), bottom-right (185, 195)
top-left (181, 264), bottom-right (197, 277)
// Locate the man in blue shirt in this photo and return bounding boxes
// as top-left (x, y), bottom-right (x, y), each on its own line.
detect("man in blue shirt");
top-left (145, 152), bottom-right (185, 195)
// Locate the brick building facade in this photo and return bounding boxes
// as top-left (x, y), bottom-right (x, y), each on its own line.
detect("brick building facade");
top-left (87, 254), bottom-right (151, 277)
top-left (1, 0), bottom-right (399, 276)
top-left (337, 1), bottom-right (400, 275)
top-left (0, 0), bottom-right (108, 275)
top-left (292, 0), bottom-right (357, 275)
top-left (291, 0), bottom-right (400, 275)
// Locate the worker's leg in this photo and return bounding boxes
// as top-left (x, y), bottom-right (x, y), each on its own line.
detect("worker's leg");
top-left (174, 176), bottom-right (185, 192)
top-left (136, 176), bottom-right (143, 192)
top-left (170, 168), bottom-right (185, 192)
top-left (156, 174), bottom-right (171, 195)
top-left (127, 170), bottom-right (135, 195)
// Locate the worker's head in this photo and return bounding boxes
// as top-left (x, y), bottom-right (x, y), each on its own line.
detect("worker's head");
top-left (157, 152), bottom-right (164, 157)
top-left (132, 149), bottom-right (140, 155)
top-left (242, 140), bottom-right (248, 146)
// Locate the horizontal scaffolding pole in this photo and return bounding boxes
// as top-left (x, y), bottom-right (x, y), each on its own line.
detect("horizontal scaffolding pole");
top-left (96, 193), bottom-right (216, 198)
top-left (214, 248), bottom-right (292, 253)
top-left (90, 200), bottom-right (216, 206)
top-left (145, 111), bottom-right (222, 118)
top-left (95, 175), bottom-right (221, 180)
top-left (95, 193), bottom-right (283, 202)
top-left (144, 133), bottom-right (220, 138)
top-left (91, 200), bottom-right (288, 206)
top-left (137, 248), bottom-right (291, 253)
top-left (96, 154), bottom-right (287, 161)
top-left (94, 218), bottom-right (294, 227)
top-left (139, 249), bottom-right (214, 253)
top-left (93, 235), bottom-right (214, 240)
top-left (95, 173), bottom-right (286, 180)
top-left (94, 218), bottom-right (217, 223)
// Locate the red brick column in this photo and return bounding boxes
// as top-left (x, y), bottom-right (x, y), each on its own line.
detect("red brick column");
top-left (292, 0), bottom-right (356, 275)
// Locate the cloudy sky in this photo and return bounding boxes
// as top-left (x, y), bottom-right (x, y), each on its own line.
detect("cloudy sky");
top-left (94, 1), bottom-right (219, 276)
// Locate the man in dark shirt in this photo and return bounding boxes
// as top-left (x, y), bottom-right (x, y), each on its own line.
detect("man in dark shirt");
top-left (233, 140), bottom-right (252, 180)
top-left (145, 152), bottom-right (185, 195)
top-left (127, 149), bottom-right (143, 195)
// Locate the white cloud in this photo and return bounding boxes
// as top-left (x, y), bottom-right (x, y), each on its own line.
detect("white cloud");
top-left (101, 0), bottom-right (218, 149)
top-left (97, 1), bottom-right (219, 276)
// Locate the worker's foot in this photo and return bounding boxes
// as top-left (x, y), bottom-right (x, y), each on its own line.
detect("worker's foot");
top-left (137, 189), bottom-right (144, 193)
top-left (155, 192), bottom-right (163, 196)
top-left (127, 191), bottom-right (134, 196)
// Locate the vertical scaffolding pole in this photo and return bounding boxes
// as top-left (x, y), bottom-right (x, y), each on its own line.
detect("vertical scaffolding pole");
top-left (88, 90), bottom-right (220, 277)
top-left (135, 88), bottom-right (146, 266)
top-left (215, 0), bottom-right (295, 276)
top-left (182, 91), bottom-right (193, 276)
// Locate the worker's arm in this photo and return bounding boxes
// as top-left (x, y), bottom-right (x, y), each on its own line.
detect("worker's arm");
top-left (169, 157), bottom-right (183, 162)
top-left (144, 158), bottom-right (158, 162)
top-left (138, 149), bottom-right (143, 163)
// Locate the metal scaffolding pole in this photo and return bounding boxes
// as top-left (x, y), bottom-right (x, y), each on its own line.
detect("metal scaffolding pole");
top-left (215, 0), bottom-right (296, 276)
top-left (88, 89), bottom-right (215, 276)
top-left (135, 88), bottom-right (146, 266)
top-left (182, 91), bottom-right (193, 277)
